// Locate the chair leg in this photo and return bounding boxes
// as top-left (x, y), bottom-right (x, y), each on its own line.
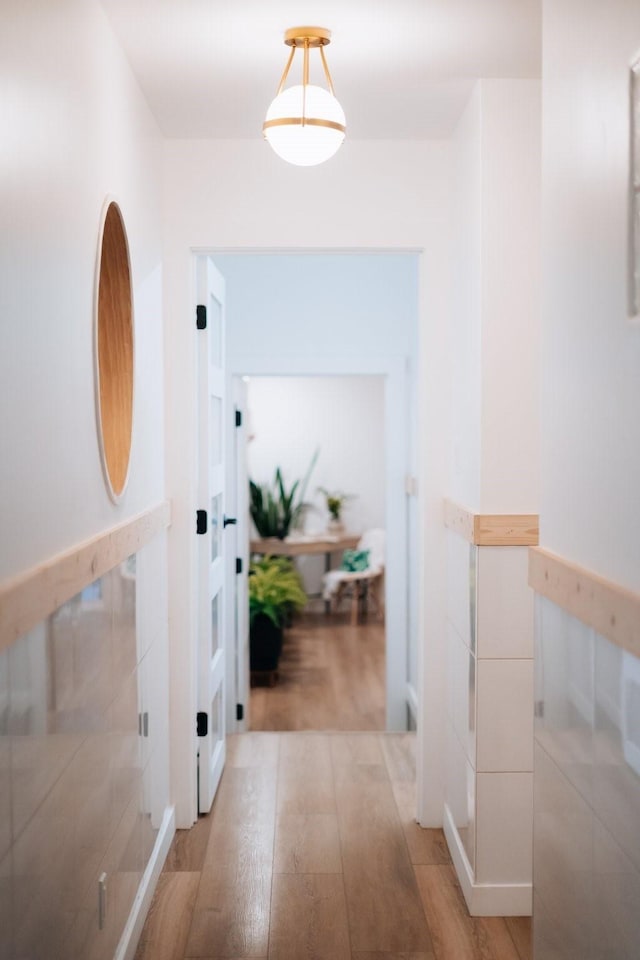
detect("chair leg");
top-left (350, 581), bottom-right (360, 626)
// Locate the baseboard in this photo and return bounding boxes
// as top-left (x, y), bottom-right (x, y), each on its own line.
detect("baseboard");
top-left (443, 804), bottom-right (532, 917)
top-left (114, 805), bottom-right (176, 960)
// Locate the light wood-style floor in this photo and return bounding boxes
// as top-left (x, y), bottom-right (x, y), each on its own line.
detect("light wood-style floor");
top-left (135, 732), bottom-right (531, 960)
top-left (250, 611), bottom-right (386, 731)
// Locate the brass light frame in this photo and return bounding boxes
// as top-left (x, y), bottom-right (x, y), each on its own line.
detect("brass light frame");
top-left (262, 26), bottom-right (346, 138)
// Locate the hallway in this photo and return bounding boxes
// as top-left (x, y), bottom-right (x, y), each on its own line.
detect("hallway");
top-left (135, 733), bottom-right (531, 960)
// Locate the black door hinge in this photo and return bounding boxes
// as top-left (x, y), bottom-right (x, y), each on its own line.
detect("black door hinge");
top-left (196, 304), bottom-right (207, 330)
top-left (236, 557), bottom-right (243, 574)
top-left (236, 704), bottom-right (244, 721)
top-left (196, 510), bottom-right (207, 535)
top-left (235, 409), bottom-right (242, 427)
top-left (196, 712), bottom-right (208, 737)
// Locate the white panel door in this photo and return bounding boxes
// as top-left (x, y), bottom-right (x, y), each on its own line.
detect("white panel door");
top-left (196, 256), bottom-right (226, 814)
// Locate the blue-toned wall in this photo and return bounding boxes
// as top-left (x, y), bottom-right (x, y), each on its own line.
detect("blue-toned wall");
top-left (214, 253), bottom-right (418, 365)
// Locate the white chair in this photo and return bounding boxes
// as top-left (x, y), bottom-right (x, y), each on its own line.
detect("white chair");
top-left (322, 528), bottom-right (385, 625)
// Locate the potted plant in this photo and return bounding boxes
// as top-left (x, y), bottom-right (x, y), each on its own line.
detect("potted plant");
top-left (248, 556), bottom-right (307, 674)
top-left (318, 487), bottom-right (355, 533)
top-left (249, 449), bottom-right (319, 540)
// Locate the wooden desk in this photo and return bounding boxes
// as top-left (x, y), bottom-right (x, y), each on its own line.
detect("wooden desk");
top-left (250, 534), bottom-right (360, 612)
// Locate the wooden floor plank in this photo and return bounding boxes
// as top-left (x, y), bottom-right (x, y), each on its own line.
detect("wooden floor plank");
top-left (250, 612), bottom-right (385, 731)
top-left (331, 738), bottom-right (434, 954)
top-left (269, 873), bottom-right (351, 960)
top-left (353, 953), bottom-right (436, 960)
top-left (331, 732), bottom-right (387, 768)
top-left (226, 732), bottom-right (280, 768)
top-left (162, 815), bottom-right (213, 873)
top-left (134, 871), bottom-right (199, 960)
top-left (273, 813), bottom-right (343, 874)
top-left (277, 733), bottom-right (336, 815)
top-left (185, 767), bottom-right (277, 958)
top-left (390, 780), bottom-right (451, 866)
top-left (414, 865), bottom-right (521, 960)
top-left (505, 917), bottom-right (532, 960)
top-left (380, 733), bottom-right (417, 782)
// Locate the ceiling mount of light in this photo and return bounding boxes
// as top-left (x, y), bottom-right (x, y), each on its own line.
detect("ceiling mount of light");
top-left (263, 26), bottom-right (346, 167)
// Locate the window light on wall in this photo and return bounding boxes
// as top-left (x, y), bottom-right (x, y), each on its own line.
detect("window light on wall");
top-left (263, 26), bottom-right (346, 167)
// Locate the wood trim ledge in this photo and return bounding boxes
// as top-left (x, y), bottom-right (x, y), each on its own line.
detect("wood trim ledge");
top-left (0, 500), bottom-right (171, 652)
top-left (529, 547), bottom-right (640, 659)
top-left (444, 499), bottom-right (539, 546)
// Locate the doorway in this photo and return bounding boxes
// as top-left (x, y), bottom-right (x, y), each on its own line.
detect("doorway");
top-left (213, 250), bottom-right (420, 734)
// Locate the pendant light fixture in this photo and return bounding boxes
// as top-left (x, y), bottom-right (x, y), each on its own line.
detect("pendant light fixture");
top-left (263, 26), bottom-right (346, 167)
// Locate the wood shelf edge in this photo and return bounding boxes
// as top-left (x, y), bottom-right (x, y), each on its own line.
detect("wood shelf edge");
top-left (529, 546), bottom-right (640, 659)
top-left (0, 500), bottom-right (171, 652)
top-left (443, 499), bottom-right (539, 546)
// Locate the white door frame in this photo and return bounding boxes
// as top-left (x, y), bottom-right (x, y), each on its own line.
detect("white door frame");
top-left (228, 354), bottom-right (410, 730)
top-left (167, 245), bottom-right (427, 829)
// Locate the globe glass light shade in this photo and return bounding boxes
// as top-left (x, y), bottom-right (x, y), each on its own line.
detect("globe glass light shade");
top-left (264, 84), bottom-right (346, 167)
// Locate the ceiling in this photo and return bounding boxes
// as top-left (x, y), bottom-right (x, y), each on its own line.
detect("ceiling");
top-left (100, 0), bottom-right (541, 140)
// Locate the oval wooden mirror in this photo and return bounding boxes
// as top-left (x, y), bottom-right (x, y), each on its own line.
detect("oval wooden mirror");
top-left (95, 200), bottom-right (134, 501)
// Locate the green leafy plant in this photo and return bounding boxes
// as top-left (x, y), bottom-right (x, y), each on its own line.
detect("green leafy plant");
top-left (318, 487), bottom-right (355, 521)
top-left (250, 449), bottom-right (319, 539)
top-left (248, 556), bottom-right (308, 627)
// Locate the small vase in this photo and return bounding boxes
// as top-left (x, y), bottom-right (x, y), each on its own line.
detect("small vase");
top-left (327, 517), bottom-right (344, 534)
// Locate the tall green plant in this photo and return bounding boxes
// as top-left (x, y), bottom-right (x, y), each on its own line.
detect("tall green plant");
top-left (249, 448), bottom-right (319, 539)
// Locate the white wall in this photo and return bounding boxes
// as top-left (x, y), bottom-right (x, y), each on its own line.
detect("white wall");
top-left (534, 1), bottom-right (640, 955)
top-left (0, 0), bottom-right (165, 581)
top-left (247, 376), bottom-right (385, 534)
top-left (0, 2), bottom-right (170, 955)
top-left (163, 138), bottom-right (453, 825)
top-left (449, 80), bottom-right (541, 513)
top-left (540, 0), bottom-right (640, 590)
top-left (246, 376), bottom-right (385, 594)
top-left (480, 80), bottom-right (541, 512)
top-left (450, 86), bottom-right (482, 508)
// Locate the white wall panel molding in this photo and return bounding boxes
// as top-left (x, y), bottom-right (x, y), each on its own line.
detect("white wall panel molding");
top-left (529, 547), bottom-right (640, 660)
top-left (114, 806), bottom-right (176, 960)
top-left (444, 803), bottom-right (533, 916)
top-left (0, 501), bottom-right (171, 651)
top-left (444, 499), bottom-right (539, 546)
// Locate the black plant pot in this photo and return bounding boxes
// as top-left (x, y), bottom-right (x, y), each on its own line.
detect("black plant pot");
top-left (250, 613), bottom-right (284, 672)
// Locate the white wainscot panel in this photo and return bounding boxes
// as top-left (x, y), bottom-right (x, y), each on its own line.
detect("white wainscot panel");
top-left (447, 622), bottom-right (476, 766)
top-left (594, 635), bottom-right (640, 874)
top-left (533, 743), bottom-right (595, 958)
top-left (476, 771), bottom-right (532, 884)
top-left (445, 719), bottom-right (476, 871)
top-left (446, 531), bottom-right (476, 653)
top-left (535, 596), bottom-right (595, 805)
top-left (476, 659), bottom-right (533, 772)
top-left (477, 546), bottom-right (533, 659)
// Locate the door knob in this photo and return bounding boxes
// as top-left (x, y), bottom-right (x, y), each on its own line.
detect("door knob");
top-left (223, 516), bottom-right (237, 528)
